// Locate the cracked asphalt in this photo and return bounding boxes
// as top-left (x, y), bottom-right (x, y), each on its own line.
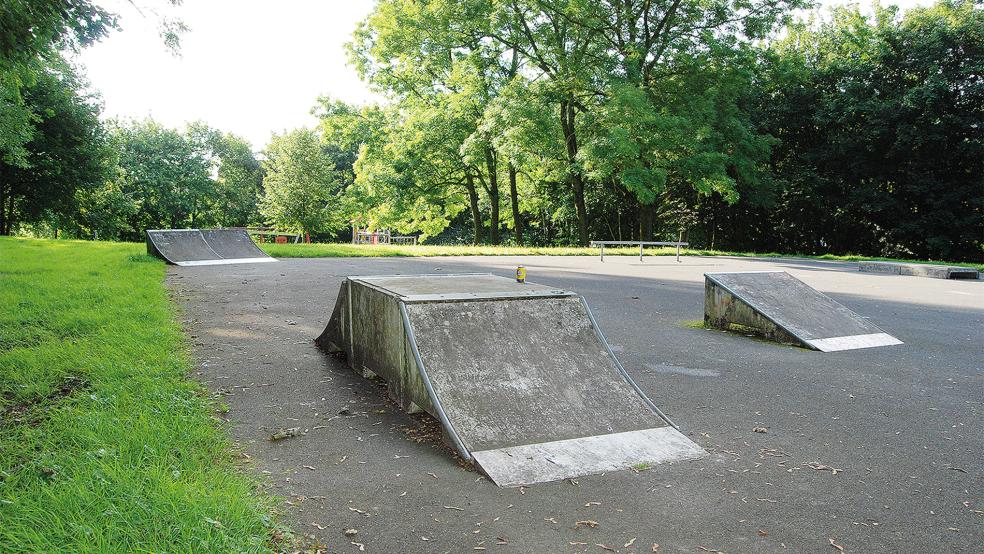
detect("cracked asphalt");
top-left (165, 255), bottom-right (983, 553)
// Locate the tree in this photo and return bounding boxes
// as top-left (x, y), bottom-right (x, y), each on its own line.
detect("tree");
top-left (109, 119), bottom-right (212, 237)
top-left (259, 128), bottom-right (344, 236)
top-left (0, 57), bottom-right (107, 235)
top-left (753, 0), bottom-right (984, 261)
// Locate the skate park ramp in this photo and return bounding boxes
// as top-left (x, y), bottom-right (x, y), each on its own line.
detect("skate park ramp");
top-left (704, 271), bottom-right (902, 352)
top-left (146, 229), bottom-right (276, 266)
top-left (316, 273), bottom-right (705, 486)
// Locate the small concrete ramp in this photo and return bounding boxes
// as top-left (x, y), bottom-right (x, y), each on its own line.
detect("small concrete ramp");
top-left (317, 274), bottom-right (704, 486)
top-left (146, 229), bottom-right (275, 266)
top-left (704, 271), bottom-right (902, 352)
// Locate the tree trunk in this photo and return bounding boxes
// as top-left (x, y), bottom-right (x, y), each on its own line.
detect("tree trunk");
top-left (484, 149), bottom-right (500, 245)
top-left (465, 173), bottom-right (483, 245)
top-left (507, 161), bottom-right (523, 245)
top-left (0, 182), bottom-right (6, 236)
top-left (6, 191), bottom-right (15, 235)
top-left (639, 201), bottom-right (654, 241)
top-left (560, 101), bottom-right (589, 245)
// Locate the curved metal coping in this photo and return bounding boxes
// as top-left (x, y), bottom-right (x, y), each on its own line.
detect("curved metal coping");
top-left (398, 301), bottom-right (472, 462)
top-left (578, 296), bottom-right (679, 430)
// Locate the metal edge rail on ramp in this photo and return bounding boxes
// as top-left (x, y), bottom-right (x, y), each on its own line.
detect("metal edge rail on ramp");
top-left (316, 273), bottom-right (705, 486)
top-left (704, 271), bottom-right (902, 352)
top-left (146, 228), bottom-right (277, 266)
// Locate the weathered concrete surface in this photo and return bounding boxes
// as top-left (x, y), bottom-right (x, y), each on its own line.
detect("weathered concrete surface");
top-left (146, 228), bottom-right (275, 266)
top-left (167, 255), bottom-right (983, 553)
top-left (705, 271), bottom-right (903, 351)
top-left (859, 261), bottom-right (979, 279)
top-left (318, 274), bottom-right (703, 485)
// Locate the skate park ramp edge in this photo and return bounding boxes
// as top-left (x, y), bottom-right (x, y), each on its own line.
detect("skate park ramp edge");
top-left (146, 229), bottom-right (276, 266)
top-left (704, 271), bottom-right (902, 352)
top-left (317, 273), bottom-right (705, 486)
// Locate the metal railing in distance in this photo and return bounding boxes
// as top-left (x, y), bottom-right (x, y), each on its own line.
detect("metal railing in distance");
top-left (588, 240), bottom-right (689, 263)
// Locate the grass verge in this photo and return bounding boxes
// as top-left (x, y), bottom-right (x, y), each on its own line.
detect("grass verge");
top-left (258, 242), bottom-right (983, 270)
top-left (0, 237), bottom-right (280, 552)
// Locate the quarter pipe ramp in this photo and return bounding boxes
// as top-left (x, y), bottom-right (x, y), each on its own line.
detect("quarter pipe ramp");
top-left (146, 229), bottom-right (276, 266)
top-left (317, 274), bottom-right (704, 486)
top-left (704, 271), bottom-right (902, 352)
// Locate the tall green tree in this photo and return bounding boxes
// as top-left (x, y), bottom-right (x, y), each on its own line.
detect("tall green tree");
top-left (0, 57), bottom-right (107, 235)
top-left (753, 0), bottom-right (984, 260)
top-left (259, 128), bottom-right (344, 236)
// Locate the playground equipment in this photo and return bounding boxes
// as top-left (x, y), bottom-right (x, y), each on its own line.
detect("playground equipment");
top-left (352, 227), bottom-right (418, 245)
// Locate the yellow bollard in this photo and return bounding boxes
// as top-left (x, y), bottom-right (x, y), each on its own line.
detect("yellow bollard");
top-left (515, 265), bottom-right (526, 283)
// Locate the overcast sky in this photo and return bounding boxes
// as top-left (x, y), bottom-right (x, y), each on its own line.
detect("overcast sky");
top-left (77, 0), bottom-right (934, 150)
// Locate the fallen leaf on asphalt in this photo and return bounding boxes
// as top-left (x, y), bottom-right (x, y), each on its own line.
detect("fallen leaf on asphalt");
top-left (427, 472), bottom-right (438, 479)
top-left (809, 463), bottom-right (843, 475)
top-left (697, 546), bottom-right (724, 553)
top-left (519, 486), bottom-right (527, 495)
top-left (269, 428), bottom-right (301, 441)
top-left (585, 502), bottom-right (601, 507)
top-left (421, 536), bottom-right (430, 541)
top-left (351, 541), bottom-right (365, 551)
top-left (829, 538), bottom-right (844, 552)
top-left (756, 498), bottom-right (778, 503)
top-left (497, 537), bottom-right (508, 544)
top-left (753, 427), bottom-right (768, 433)
top-left (444, 506), bottom-right (464, 511)
top-left (310, 522), bottom-right (325, 530)
top-left (303, 465), bottom-right (316, 471)
top-left (624, 537), bottom-right (636, 547)
top-left (652, 544), bottom-right (659, 552)
top-left (544, 517), bottom-right (558, 524)
top-left (947, 466), bottom-right (967, 473)
top-left (596, 544), bottom-right (615, 552)
top-left (757, 530), bottom-right (768, 537)
top-left (570, 542), bottom-right (588, 546)
top-left (575, 520), bottom-right (599, 528)
top-left (348, 507), bottom-right (369, 517)
top-left (343, 528), bottom-right (358, 537)
top-left (948, 528), bottom-right (960, 532)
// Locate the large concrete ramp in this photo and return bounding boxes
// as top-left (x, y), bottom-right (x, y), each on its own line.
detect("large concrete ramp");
top-left (317, 274), bottom-right (704, 486)
top-left (146, 229), bottom-right (275, 266)
top-left (704, 271), bottom-right (902, 352)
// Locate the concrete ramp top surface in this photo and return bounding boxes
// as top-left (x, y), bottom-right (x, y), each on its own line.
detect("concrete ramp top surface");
top-left (146, 229), bottom-right (276, 266)
top-left (704, 271), bottom-right (902, 352)
top-left (318, 273), bottom-right (704, 486)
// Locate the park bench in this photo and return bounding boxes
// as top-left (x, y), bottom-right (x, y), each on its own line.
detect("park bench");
top-left (589, 240), bottom-right (689, 262)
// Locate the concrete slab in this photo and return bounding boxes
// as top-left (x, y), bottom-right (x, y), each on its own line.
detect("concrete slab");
top-left (146, 228), bottom-right (275, 266)
top-left (705, 271), bottom-right (903, 351)
top-left (167, 255), bottom-right (984, 553)
top-left (859, 260), bottom-right (979, 279)
top-left (317, 274), bottom-right (704, 485)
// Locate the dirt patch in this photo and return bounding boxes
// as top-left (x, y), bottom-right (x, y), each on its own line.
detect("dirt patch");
top-left (1, 375), bottom-right (89, 428)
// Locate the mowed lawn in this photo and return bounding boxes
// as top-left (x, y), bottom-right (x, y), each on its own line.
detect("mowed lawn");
top-left (259, 241), bottom-right (984, 270)
top-left (0, 238), bottom-right (278, 552)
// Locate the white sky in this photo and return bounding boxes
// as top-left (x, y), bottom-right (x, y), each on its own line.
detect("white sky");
top-left (77, 0), bottom-right (934, 151)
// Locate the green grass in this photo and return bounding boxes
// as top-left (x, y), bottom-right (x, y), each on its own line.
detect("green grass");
top-left (0, 237), bottom-right (281, 552)
top-left (258, 242), bottom-right (983, 269)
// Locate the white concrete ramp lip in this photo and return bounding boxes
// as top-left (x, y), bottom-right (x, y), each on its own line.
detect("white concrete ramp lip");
top-left (704, 271), bottom-right (902, 352)
top-left (471, 427), bottom-right (706, 487)
top-left (175, 257), bottom-right (278, 266)
top-left (805, 333), bottom-right (903, 352)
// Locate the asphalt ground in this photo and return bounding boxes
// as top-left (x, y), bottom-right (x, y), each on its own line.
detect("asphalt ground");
top-left (165, 255), bottom-right (983, 553)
